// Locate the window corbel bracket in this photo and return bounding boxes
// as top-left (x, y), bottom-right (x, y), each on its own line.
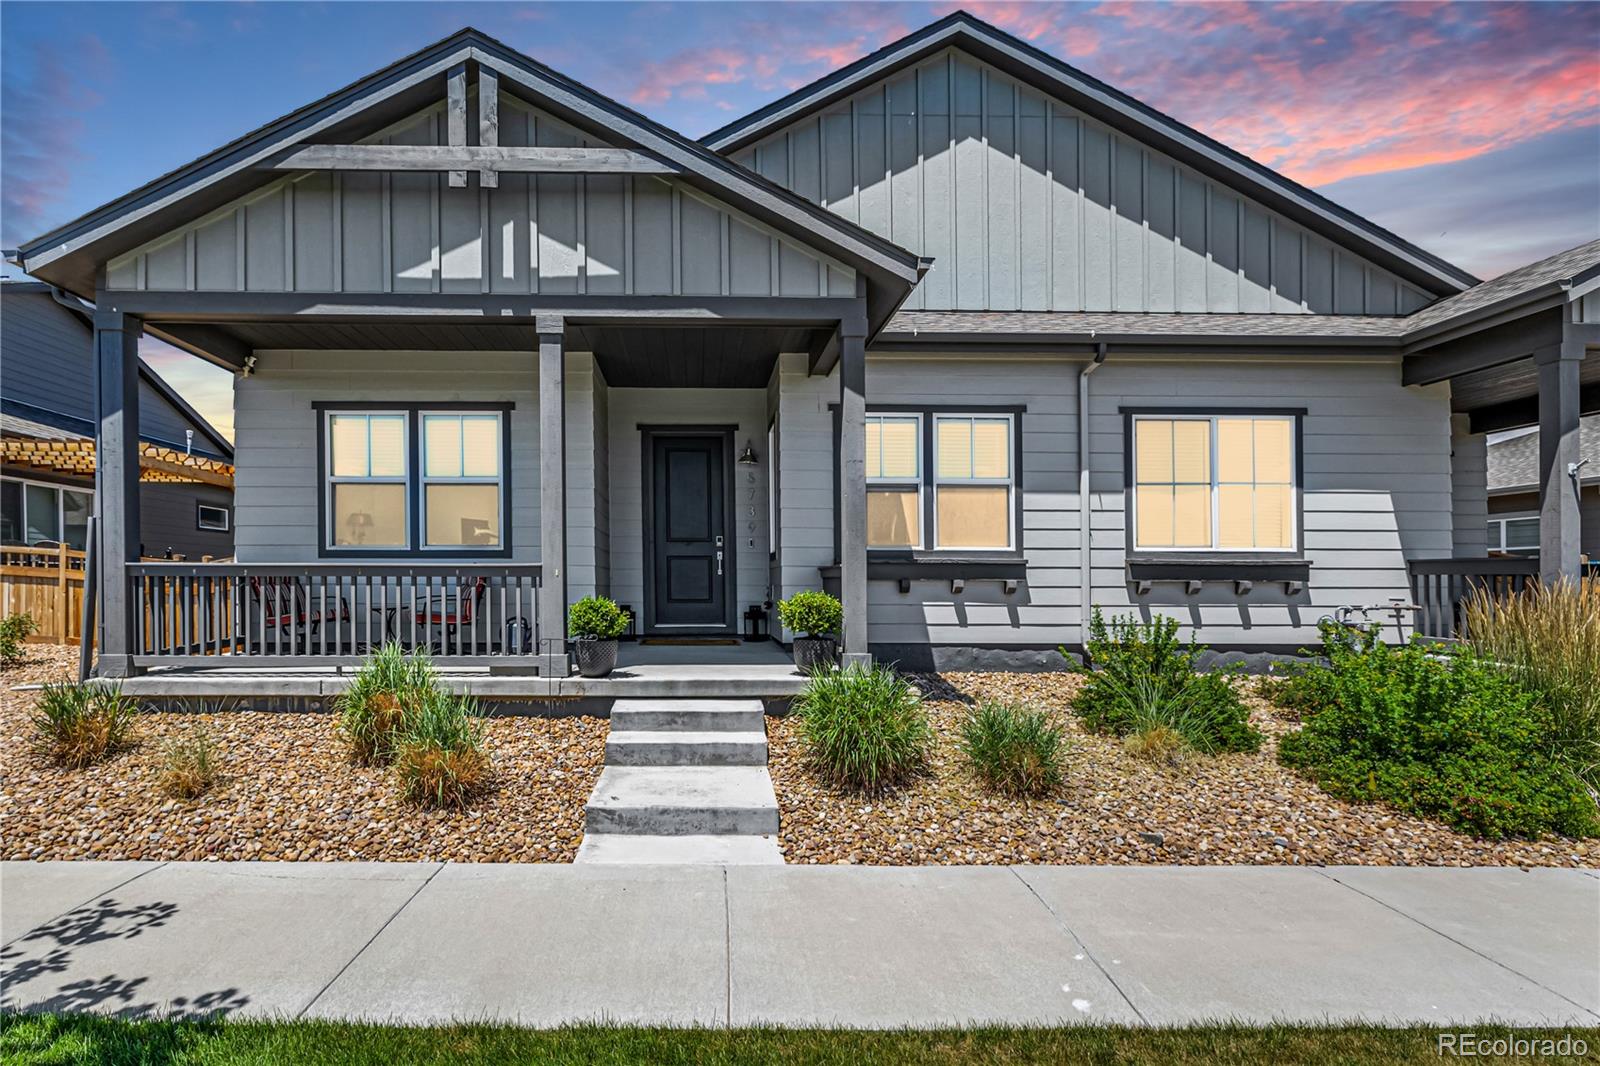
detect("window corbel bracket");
top-left (1185, 579), bottom-right (1204, 595)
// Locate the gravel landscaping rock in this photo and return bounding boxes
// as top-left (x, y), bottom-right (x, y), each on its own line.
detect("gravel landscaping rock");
top-left (769, 671), bottom-right (1597, 868)
top-left (1, 646), bottom-right (605, 863)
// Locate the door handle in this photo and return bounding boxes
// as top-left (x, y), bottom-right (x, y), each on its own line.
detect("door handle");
top-left (716, 550), bottom-right (724, 576)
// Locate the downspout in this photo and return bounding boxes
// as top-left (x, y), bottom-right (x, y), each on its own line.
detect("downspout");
top-left (1077, 341), bottom-right (1108, 655)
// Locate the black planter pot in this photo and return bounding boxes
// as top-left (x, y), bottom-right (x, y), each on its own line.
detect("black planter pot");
top-left (792, 636), bottom-right (837, 673)
top-left (573, 637), bottom-right (620, 678)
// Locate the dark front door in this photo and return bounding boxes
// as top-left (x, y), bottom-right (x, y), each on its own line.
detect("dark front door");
top-left (649, 433), bottom-right (729, 630)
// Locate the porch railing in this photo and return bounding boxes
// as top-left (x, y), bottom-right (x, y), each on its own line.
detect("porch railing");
top-left (1408, 557), bottom-right (1539, 639)
top-left (126, 562), bottom-right (543, 669)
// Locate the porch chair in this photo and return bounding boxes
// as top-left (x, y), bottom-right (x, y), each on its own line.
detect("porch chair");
top-left (246, 575), bottom-right (352, 653)
top-left (415, 576), bottom-right (489, 654)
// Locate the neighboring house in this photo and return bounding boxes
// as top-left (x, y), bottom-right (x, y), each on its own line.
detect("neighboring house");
top-left (1, 281), bottom-right (235, 560)
top-left (1486, 418), bottom-right (1599, 560)
top-left (9, 13), bottom-right (1595, 679)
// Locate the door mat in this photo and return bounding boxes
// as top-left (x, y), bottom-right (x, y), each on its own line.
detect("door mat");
top-left (639, 638), bottom-right (741, 646)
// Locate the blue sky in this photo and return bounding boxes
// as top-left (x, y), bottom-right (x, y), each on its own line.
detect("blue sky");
top-left (4, 1), bottom-right (1597, 438)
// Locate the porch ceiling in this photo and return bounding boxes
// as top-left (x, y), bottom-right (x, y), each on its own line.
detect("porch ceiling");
top-left (572, 323), bottom-right (820, 388)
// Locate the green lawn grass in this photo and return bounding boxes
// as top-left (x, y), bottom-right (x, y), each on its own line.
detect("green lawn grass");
top-left (3, 1015), bottom-right (1596, 1065)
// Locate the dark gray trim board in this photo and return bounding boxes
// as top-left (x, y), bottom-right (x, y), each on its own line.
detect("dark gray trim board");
top-left (638, 425), bottom-right (739, 636)
top-left (871, 643), bottom-right (1315, 674)
top-left (312, 401), bottom-right (515, 560)
top-left (701, 11), bottom-right (1475, 297)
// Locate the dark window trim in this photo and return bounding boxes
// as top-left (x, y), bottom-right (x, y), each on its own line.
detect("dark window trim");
top-left (833, 403), bottom-right (1027, 562)
top-left (1120, 406), bottom-right (1306, 567)
top-left (195, 503), bottom-right (231, 533)
top-left (639, 425), bottom-right (739, 636)
top-left (313, 402), bottom-right (515, 560)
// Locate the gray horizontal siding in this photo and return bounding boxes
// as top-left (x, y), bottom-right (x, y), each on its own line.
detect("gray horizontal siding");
top-left (109, 98), bottom-right (854, 299)
top-left (231, 351), bottom-right (540, 563)
top-left (733, 47), bottom-right (1431, 316)
top-left (856, 353), bottom-right (1453, 649)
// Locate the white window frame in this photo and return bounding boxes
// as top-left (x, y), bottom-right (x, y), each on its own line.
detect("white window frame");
top-left (932, 413), bottom-right (1016, 553)
top-left (1, 475), bottom-right (93, 550)
top-left (866, 412), bottom-right (925, 551)
top-left (196, 503), bottom-right (231, 532)
top-left (1488, 513), bottom-right (1540, 555)
top-left (419, 410), bottom-right (505, 551)
top-left (323, 410), bottom-right (410, 552)
top-left (1130, 413), bottom-right (1299, 554)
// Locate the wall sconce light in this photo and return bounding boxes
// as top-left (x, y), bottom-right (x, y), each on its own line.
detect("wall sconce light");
top-left (738, 440), bottom-right (759, 465)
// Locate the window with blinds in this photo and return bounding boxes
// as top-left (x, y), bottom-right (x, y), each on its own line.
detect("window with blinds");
top-left (327, 412), bottom-right (409, 548)
top-left (934, 415), bottom-right (1013, 550)
top-left (1132, 414), bottom-right (1296, 552)
top-left (422, 413), bottom-right (504, 548)
top-left (866, 414), bottom-right (921, 548)
top-left (322, 408), bottom-right (507, 553)
top-left (864, 412), bottom-right (1017, 552)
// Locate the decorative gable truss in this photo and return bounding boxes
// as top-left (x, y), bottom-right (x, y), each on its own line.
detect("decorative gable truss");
top-left (108, 95), bottom-right (856, 300)
top-left (729, 47), bottom-right (1429, 316)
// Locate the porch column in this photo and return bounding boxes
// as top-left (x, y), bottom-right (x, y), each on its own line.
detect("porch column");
top-left (94, 306), bottom-right (142, 678)
top-left (1535, 331), bottom-right (1584, 584)
top-left (838, 318), bottom-right (870, 666)
top-left (537, 317), bottom-right (570, 676)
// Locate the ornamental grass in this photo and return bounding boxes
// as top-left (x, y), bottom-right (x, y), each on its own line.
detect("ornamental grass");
top-left (1462, 577), bottom-right (1600, 793)
top-left (30, 682), bottom-right (137, 769)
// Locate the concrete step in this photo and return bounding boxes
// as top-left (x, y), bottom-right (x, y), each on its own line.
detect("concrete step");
top-left (610, 698), bottom-right (764, 733)
top-left (606, 730), bottom-right (768, 767)
top-left (585, 766), bottom-right (780, 836)
top-left (574, 832), bottom-right (784, 864)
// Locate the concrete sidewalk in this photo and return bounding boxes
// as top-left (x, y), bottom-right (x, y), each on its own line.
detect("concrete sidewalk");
top-left (2, 861), bottom-right (1595, 1028)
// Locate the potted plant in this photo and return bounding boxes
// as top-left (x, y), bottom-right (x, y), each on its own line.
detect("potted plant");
top-left (777, 590), bottom-right (842, 672)
top-left (568, 596), bottom-right (630, 678)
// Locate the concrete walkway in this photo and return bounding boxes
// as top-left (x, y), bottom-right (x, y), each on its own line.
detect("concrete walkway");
top-left (1, 862), bottom-right (1595, 1028)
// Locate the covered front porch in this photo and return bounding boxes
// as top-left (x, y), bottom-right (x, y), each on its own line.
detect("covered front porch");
top-left (91, 296), bottom-right (880, 685)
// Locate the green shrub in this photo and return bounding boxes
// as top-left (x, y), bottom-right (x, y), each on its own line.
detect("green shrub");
top-left (31, 682), bottom-right (137, 768)
top-left (393, 689), bottom-right (492, 809)
top-left (777, 591), bottom-right (843, 638)
top-left (794, 663), bottom-right (930, 792)
top-left (960, 701), bottom-right (1067, 796)
top-left (1067, 610), bottom-right (1260, 754)
top-left (568, 596), bottom-right (630, 639)
top-left (1462, 578), bottom-right (1600, 792)
top-left (0, 613), bottom-right (39, 667)
top-left (1277, 623), bottom-right (1598, 840)
top-left (158, 728), bottom-right (217, 799)
top-left (336, 643), bottom-right (439, 765)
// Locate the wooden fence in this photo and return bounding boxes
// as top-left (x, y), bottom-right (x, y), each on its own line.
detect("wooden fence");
top-left (1, 545), bottom-right (88, 645)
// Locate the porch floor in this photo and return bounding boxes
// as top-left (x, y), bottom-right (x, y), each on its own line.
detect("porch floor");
top-left (101, 639), bottom-right (806, 703)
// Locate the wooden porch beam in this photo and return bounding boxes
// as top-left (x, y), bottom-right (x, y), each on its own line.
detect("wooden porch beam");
top-left (447, 61), bottom-right (468, 187)
top-left (142, 322), bottom-right (251, 371)
top-left (261, 144), bottom-right (678, 175)
top-left (478, 66), bottom-right (499, 189)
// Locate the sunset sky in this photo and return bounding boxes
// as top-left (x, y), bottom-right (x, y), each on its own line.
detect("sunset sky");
top-left (4, 1), bottom-right (1597, 440)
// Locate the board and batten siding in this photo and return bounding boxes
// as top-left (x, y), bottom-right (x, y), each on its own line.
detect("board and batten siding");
top-left (230, 351), bottom-right (540, 563)
top-left (107, 97), bottom-right (855, 299)
top-left (604, 387), bottom-right (771, 624)
top-left (731, 47), bottom-right (1432, 316)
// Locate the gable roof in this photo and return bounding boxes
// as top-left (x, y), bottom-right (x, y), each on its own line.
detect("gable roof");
top-left (1488, 417), bottom-right (1599, 494)
top-left (878, 239), bottom-right (1600, 347)
top-left (13, 28), bottom-right (923, 326)
top-left (703, 10), bottom-right (1478, 298)
top-left (0, 281), bottom-right (234, 459)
